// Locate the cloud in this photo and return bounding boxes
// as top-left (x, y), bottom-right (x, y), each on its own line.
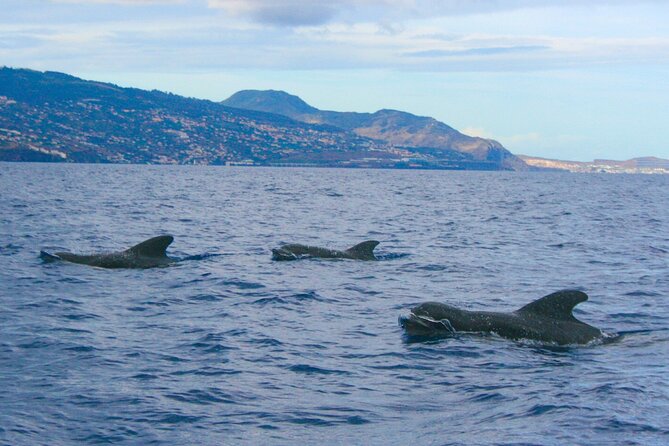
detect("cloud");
top-left (461, 127), bottom-right (492, 138)
top-left (208, 0), bottom-right (341, 26)
top-left (52, 0), bottom-right (182, 4)
top-left (209, 0), bottom-right (516, 27)
top-left (206, 0), bottom-right (664, 27)
top-left (405, 45), bottom-right (549, 58)
top-left (4, 18), bottom-right (668, 74)
top-left (41, 0), bottom-right (669, 31)
top-left (4, 0), bottom-right (667, 73)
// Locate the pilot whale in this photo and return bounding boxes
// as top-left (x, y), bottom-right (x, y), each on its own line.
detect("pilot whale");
top-left (400, 290), bottom-right (603, 345)
top-left (40, 235), bottom-right (176, 269)
top-left (272, 240), bottom-right (379, 261)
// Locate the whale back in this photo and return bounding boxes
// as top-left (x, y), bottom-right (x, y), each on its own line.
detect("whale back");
top-left (404, 290), bottom-right (602, 344)
top-left (516, 290), bottom-right (589, 321)
top-left (125, 235), bottom-right (174, 258)
top-left (345, 240), bottom-right (379, 260)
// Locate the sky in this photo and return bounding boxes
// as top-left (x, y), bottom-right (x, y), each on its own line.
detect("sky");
top-left (1, 0), bottom-right (668, 161)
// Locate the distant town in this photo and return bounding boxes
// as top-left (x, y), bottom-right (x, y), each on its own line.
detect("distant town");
top-left (520, 156), bottom-right (669, 174)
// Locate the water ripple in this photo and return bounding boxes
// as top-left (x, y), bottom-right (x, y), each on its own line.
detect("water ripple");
top-left (1, 164), bottom-right (668, 445)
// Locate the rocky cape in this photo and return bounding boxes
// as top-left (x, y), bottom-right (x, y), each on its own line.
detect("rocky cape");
top-left (0, 67), bottom-right (526, 170)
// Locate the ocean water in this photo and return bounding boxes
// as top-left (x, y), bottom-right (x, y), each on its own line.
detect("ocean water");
top-left (1, 163), bottom-right (668, 446)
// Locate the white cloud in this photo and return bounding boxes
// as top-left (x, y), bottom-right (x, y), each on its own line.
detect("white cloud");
top-left (461, 127), bottom-right (492, 138)
top-left (3, 17), bottom-right (668, 73)
top-left (2, 0), bottom-right (665, 73)
top-left (52, 0), bottom-right (183, 4)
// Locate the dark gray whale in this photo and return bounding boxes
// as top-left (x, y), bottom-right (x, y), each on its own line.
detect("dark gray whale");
top-left (272, 241), bottom-right (379, 261)
top-left (400, 290), bottom-right (603, 345)
top-left (40, 235), bottom-right (176, 269)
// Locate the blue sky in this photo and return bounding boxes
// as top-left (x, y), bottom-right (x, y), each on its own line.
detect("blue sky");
top-left (2, 0), bottom-right (668, 160)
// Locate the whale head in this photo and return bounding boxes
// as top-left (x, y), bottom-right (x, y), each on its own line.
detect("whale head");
top-left (271, 248), bottom-right (298, 261)
top-left (400, 302), bottom-right (461, 336)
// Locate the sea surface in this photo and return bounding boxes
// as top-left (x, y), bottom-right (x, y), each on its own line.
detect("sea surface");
top-left (1, 163), bottom-right (668, 446)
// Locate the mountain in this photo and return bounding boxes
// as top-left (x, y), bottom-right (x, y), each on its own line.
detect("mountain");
top-left (224, 89), bottom-right (319, 118)
top-left (519, 155), bottom-right (669, 174)
top-left (223, 90), bottom-right (526, 170)
top-left (0, 67), bottom-right (525, 169)
top-left (0, 68), bottom-right (390, 165)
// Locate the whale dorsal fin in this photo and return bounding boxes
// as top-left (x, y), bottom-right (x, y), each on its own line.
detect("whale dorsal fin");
top-left (516, 290), bottom-right (588, 321)
top-left (345, 240), bottom-right (379, 260)
top-left (126, 235), bottom-right (173, 258)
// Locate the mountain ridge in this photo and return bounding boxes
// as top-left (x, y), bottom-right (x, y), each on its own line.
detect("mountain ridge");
top-left (223, 89), bottom-right (526, 170)
top-left (1, 67), bottom-right (523, 170)
top-left (0, 67), bottom-right (395, 165)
